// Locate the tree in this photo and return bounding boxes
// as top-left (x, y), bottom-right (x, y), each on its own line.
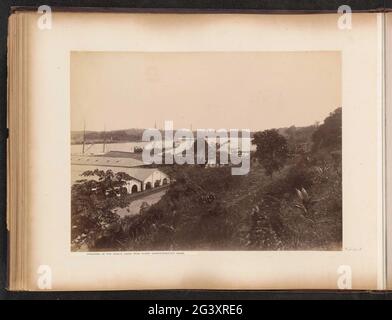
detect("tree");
top-left (252, 129), bottom-right (288, 177)
top-left (312, 107), bottom-right (342, 151)
top-left (71, 170), bottom-right (132, 250)
top-left (134, 146), bottom-right (143, 153)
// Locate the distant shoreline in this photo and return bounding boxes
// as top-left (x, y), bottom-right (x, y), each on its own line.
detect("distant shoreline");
top-left (71, 140), bottom-right (144, 145)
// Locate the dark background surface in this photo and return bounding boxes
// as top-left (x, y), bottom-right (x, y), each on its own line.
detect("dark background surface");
top-left (0, 0), bottom-right (392, 300)
top-left (2, 0), bottom-right (389, 12)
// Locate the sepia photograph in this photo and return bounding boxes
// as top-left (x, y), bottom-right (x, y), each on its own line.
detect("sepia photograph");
top-left (70, 51), bottom-right (342, 252)
top-left (5, 5), bottom-right (389, 295)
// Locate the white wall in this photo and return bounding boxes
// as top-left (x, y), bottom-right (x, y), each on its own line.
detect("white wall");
top-left (125, 180), bottom-right (142, 194)
top-left (143, 170), bottom-right (170, 190)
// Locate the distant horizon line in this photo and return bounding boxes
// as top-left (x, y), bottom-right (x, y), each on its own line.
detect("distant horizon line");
top-left (71, 107), bottom-right (341, 133)
top-left (71, 122), bottom-right (325, 134)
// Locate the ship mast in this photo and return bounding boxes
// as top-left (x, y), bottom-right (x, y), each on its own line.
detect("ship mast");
top-left (103, 124), bottom-right (106, 154)
top-left (82, 120), bottom-right (86, 154)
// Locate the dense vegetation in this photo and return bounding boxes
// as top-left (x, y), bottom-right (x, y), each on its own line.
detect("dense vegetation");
top-left (71, 108), bottom-right (342, 251)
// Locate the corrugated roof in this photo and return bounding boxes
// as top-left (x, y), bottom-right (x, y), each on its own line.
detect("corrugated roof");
top-left (124, 167), bottom-right (163, 182)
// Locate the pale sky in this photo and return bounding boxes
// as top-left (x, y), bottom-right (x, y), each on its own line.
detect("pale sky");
top-left (71, 51), bottom-right (341, 132)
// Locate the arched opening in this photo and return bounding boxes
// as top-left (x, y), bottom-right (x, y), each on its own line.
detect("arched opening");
top-left (162, 178), bottom-right (168, 185)
top-left (131, 185), bottom-right (138, 193)
top-left (154, 180), bottom-right (161, 188)
top-left (145, 182), bottom-right (152, 190)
